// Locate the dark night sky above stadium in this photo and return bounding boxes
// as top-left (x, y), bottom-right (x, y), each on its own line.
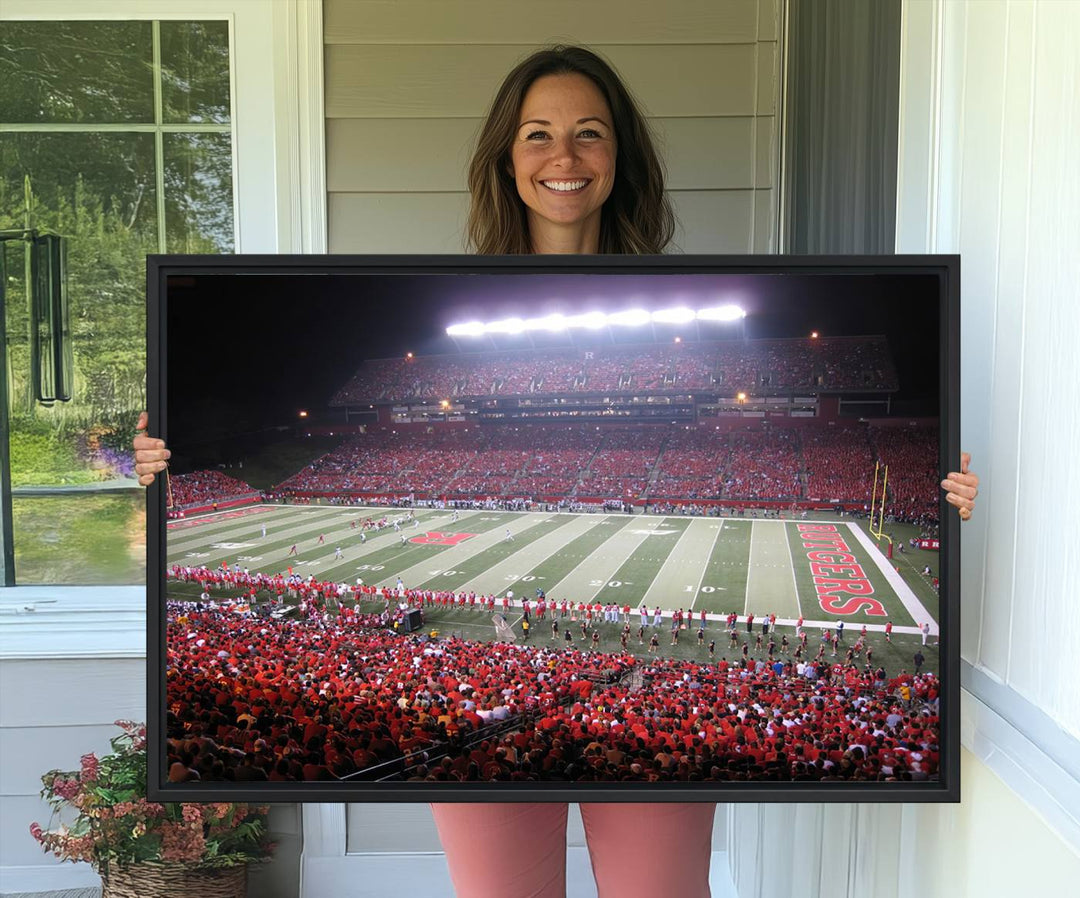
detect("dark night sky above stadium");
top-left (164, 269), bottom-right (942, 458)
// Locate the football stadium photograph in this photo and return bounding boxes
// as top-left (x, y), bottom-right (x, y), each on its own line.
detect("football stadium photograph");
top-left (161, 267), bottom-right (946, 789)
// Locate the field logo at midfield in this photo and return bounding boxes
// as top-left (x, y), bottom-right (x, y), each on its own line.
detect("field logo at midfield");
top-left (410, 531), bottom-right (475, 546)
top-left (796, 523), bottom-right (886, 617)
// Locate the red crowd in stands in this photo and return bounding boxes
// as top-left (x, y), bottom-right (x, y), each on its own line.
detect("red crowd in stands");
top-left (170, 470), bottom-right (258, 508)
top-left (872, 426), bottom-right (939, 523)
top-left (262, 421), bottom-right (940, 522)
top-left (330, 337), bottom-right (899, 405)
top-left (802, 426), bottom-right (878, 503)
top-left (722, 429), bottom-right (802, 500)
top-left (165, 599), bottom-right (939, 784)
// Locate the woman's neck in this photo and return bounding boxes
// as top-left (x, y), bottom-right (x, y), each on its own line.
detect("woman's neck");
top-left (527, 211), bottom-right (601, 254)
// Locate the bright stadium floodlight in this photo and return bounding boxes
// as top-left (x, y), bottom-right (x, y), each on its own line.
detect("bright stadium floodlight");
top-left (696, 305), bottom-right (746, 322)
top-left (486, 317), bottom-right (526, 334)
top-left (446, 321), bottom-right (485, 337)
top-left (565, 310), bottom-right (608, 329)
top-left (524, 313), bottom-right (567, 332)
top-left (652, 307), bottom-right (696, 324)
top-left (606, 308), bottom-right (651, 327)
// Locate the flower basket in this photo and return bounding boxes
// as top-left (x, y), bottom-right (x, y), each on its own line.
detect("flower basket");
top-left (101, 862), bottom-right (246, 898)
top-left (30, 721), bottom-right (273, 890)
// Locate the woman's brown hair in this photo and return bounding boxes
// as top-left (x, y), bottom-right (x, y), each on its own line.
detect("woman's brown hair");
top-left (466, 45), bottom-right (675, 255)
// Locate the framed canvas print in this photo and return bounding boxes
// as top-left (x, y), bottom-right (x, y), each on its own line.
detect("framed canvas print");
top-left (147, 254), bottom-right (960, 802)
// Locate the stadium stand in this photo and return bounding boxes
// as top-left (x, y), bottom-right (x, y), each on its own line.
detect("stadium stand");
top-left (329, 336), bottom-right (899, 405)
top-left (721, 428), bottom-right (803, 500)
top-left (871, 425), bottom-right (940, 524)
top-left (803, 426), bottom-right (877, 503)
top-left (166, 597), bottom-right (940, 784)
top-left (270, 419), bottom-right (940, 522)
top-left (169, 470), bottom-right (259, 508)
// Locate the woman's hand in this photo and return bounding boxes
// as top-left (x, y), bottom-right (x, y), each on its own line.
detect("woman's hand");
top-left (941, 452), bottom-right (979, 520)
top-left (133, 411), bottom-right (170, 486)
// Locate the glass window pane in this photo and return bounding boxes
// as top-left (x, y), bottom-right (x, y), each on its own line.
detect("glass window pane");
top-left (2, 131), bottom-right (156, 585)
top-left (160, 20), bottom-right (232, 124)
top-left (0, 22), bottom-right (154, 124)
top-left (12, 493), bottom-right (146, 585)
top-left (1, 18), bottom-right (235, 587)
top-left (163, 132), bottom-right (235, 252)
top-left (1, 132), bottom-right (157, 439)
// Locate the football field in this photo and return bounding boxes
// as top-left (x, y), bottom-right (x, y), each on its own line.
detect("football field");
top-left (167, 504), bottom-right (939, 635)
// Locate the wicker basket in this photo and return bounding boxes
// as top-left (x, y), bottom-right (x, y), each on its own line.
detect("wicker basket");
top-left (101, 862), bottom-right (247, 898)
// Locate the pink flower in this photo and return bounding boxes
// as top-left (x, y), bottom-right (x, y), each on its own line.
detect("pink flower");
top-left (139, 799), bottom-right (166, 818)
top-left (80, 753), bottom-right (100, 782)
top-left (181, 804), bottom-right (203, 824)
top-left (160, 821), bottom-right (206, 864)
top-left (52, 778), bottom-right (80, 801)
top-left (29, 822), bottom-right (44, 842)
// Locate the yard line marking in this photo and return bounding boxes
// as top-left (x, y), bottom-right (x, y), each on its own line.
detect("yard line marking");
top-left (744, 520), bottom-right (800, 618)
top-left (454, 514), bottom-right (612, 595)
top-left (742, 521), bottom-right (759, 614)
top-left (546, 516), bottom-right (655, 602)
top-left (169, 507), bottom-right (490, 571)
top-left (686, 517), bottom-right (723, 612)
top-left (636, 517), bottom-right (717, 612)
top-left (166, 503), bottom-right (413, 549)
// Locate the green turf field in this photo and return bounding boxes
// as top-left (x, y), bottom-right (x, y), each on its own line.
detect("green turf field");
top-left (169, 505), bottom-right (942, 630)
top-left (167, 503), bottom-right (942, 676)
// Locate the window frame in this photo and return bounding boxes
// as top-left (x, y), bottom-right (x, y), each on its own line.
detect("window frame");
top-left (0, 0), bottom-right (326, 599)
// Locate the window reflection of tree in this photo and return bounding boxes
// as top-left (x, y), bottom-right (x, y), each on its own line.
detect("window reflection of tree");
top-left (0, 20), bottom-right (234, 584)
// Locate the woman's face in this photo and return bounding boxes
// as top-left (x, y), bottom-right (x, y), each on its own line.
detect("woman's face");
top-left (509, 73), bottom-right (616, 245)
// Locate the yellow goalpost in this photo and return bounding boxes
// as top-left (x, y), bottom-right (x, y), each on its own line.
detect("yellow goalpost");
top-left (870, 461), bottom-right (892, 544)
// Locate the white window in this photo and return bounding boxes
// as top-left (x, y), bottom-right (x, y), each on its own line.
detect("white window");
top-left (1, 0), bottom-right (324, 590)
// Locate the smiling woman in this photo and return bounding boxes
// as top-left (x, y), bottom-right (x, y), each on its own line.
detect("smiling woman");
top-left (466, 45), bottom-right (674, 255)
top-left (509, 73), bottom-right (617, 253)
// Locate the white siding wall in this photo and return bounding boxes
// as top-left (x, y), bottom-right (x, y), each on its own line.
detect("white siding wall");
top-left (324, 0), bottom-right (782, 254)
top-left (729, 1), bottom-right (1080, 894)
top-left (0, 594), bottom-right (303, 898)
top-left (909, 0), bottom-right (1079, 731)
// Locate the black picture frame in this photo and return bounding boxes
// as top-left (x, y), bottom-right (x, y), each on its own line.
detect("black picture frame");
top-left (147, 253), bottom-right (960, 803)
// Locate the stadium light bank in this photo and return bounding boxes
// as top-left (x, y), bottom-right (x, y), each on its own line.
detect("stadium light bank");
top-left (446, 305), bottom-right (746, 337)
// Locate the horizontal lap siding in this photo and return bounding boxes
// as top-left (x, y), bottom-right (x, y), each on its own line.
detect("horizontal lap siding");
top-left (324, 1), bottom-right (762, 45)
top-left (0, 657), bottom-right (146, 869)
top-left (326, 44), bottom-right (762, 118)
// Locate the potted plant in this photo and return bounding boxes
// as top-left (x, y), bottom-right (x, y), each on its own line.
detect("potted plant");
top-left (30, 720), bottom-right (273, 897)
